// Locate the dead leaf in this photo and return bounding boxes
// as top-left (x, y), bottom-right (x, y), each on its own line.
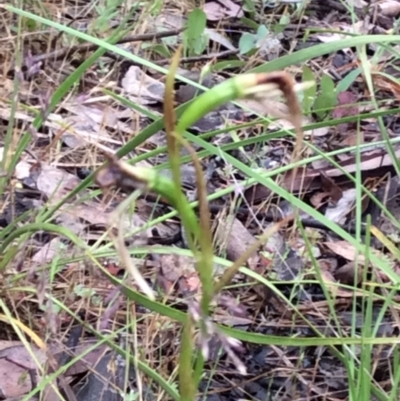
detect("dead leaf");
top-left (214, 216), bottom-right (259, 269)
top-left (319, 269), bottom-right (398, 301)
top-left (0, 343), bottom-right (46, 397)
top-left (206, 28), bottom-right (236, 50)
top-left (121, 66), bottom-right (165, 104)
top-left (315, 21), bottom-right (371, 53)
top-left (159, 254), bottom-right (196, 283)
top-left (376, 0), bottom-right (400, 17)
top-left (310, 191), bottom-right (330, 209)
top-left (54, 114), bottom-right (111, 149)
top-left (203, 0), bottom-right (244, 20)
top-left (245, 167), bottom-right (317, 203)
top-left (324, 241), bottom-right (366, 262)
top-left (344, 0), bottom-right (367, 8)
top-left (237, 98), bottom-right (328, 137)
top-left (60, 342), bottom-right (109, 376)
top-left (334, 261), bottom-right (363, 285)
top-left (36, 164), bottom-right (81, 204)
top-left (325, 188), bottom-right (356, 224)
top-left (152, 13), bottom-right (185, 31)
top-left (0, 358), bottom-right (33, 397)
top-left (158, 254), bottom-right (199, 294)
top-left (375, 263), bottom-right (400, 283)
top-left (0, 78), bottom-right (14, 98)
top-left (320, 172), bottom-right (343, 204)
top-left (55, 212), bottom-right (86, 236)
top-left (324, 241), bottom-right (392, 268)
top-left (332, 91), bottom-right (359, 119)
top-left (0, 339), bottom-right (114, 399)
top-left (0, 148), bottom-right (30, 180)
top-left (0, 107), bottom-right (117, 154)
top-left (63, 101), bottom-right (133, 135)
top-left (336, 131), bottom-right (365, 148)
top-left (324, 147), bottom-right (400, 177)
top-left (32, 238), bottom-right (64, 264)
top-left (246, 146), bottom-right (400, 204)
top-left (0, 344), bottom-right (47, 370)
top-left (320, 270), bottom-right (355, 298)
top-left (372, 73), bottom-right (400, 101)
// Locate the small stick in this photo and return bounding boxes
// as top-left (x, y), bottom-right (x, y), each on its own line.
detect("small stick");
top-left (25, 28), bottom-right (185, 65)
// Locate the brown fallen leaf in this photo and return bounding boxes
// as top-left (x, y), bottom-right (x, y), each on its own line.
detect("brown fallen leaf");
top-left (320, 270), bottom-right (363, 298)
top-left (0, 358), bottom-right (33, 397)
top-left (320, 172), bottom-right (343, 204)
top-left (319, 269), bottom-right (400, 304)
top-left (158, 254), bottom-right (197, 294)
top-left (63, 101), bottom-right (133, 135)
top-left (323, 147), bottom-right (400, 177)
top-left (334, 261), bottom-right (363, 285)
top-left (245, 167), bottom-right (317, 202)
top-left (0, 343), bottom-right (47, 397)
top-left (121, 66), bottom-right (165, 104)
top-left (203, 0), bottom-right (244, 20)
top-left (0, 344), bottom-right (46, 370)
top-left (214, 216), bottom-right (259, 269)
top-left (309, 191), bottom-right (330, 209)
top-left (332, 91), bottom-right (359, 119)
top-left (246, 147), bottom-right (400, 203)
top-left (323, 240), bottom-right (393, 268)
top-left (32, 238), bottom-right (63, 265)
top-left (0, 339), bottom-right (114, 399)
top-left (324, 188), bottom-right (356, 224)
top-left (323, 240), bottom-right (368, 262)
top-left (375, 0), bottom-right (400, 17)
top-left (35, 164), bottom-right (81, 204)
top-left (336, 130), bottom-right (365, 148)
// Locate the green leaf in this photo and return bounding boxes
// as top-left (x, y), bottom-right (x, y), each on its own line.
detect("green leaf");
top-left (279, 14), bottom-right (290, 25)
top-left (240, 16), bottom-right (258, 29)
top-left (314, 74), bottom-right (337, 119)
top-left (142, 43), bottom-right (171, 58)
top-left (161, 33), bottom-right (178, 47)
top-left (321, 73), bottom-right (335, 94)
top-left (24, 17), bottom-right (37, 31)
top-left (337, 68), bottom-right (361, 93)
top-left (184, 8), bottom-right (207, 56)
top-left (242, 0), bottom-right (256, 12)
top-left (193, 35), bottom-right (208, 55)
top-left (186, 8), bottom-right (206, 41)
top-left (239, 32), bottom-right (255, 54)
top-left (302, 65), bottom-right (316, 114)
top-left (74, 284), bottom-right (96, 298)
top-left (213, 60), bottom-right (247, 71)
top-left (257, 24), bottom-right (269, 41)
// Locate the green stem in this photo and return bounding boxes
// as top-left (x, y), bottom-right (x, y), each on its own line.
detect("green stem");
top-left (0, 223), bottom-right (87, 258)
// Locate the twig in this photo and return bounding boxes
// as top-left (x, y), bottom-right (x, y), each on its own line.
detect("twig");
top-left (26, 28), bottom-right (185, 65)
top-left (139, 192), bottom-right (368, 236)
top-left (103, 48), bottom-right (240, 66)
top-left (157, 49), bottom-right (240, 65)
